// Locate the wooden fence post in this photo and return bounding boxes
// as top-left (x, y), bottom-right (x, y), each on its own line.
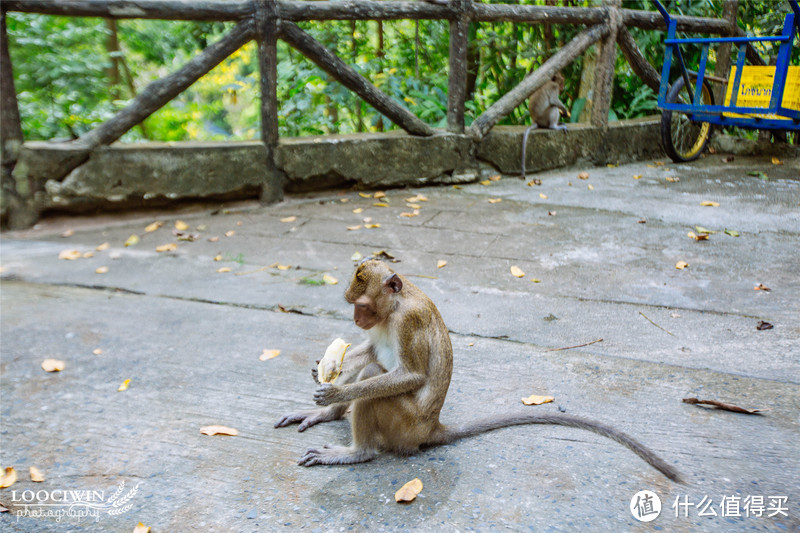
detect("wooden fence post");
top-left (713, 0), bottom-right (738, 105)
top-left (447, 0), bottom-right (469, 134)
top-left (256, 0), bottom-right (279, 148)
top-left (591, 0), bottom-right (621, 129)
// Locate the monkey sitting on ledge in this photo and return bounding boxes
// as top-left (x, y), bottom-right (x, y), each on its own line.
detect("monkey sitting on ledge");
top-left (275, 259), bottom-right (681, 482)
top-left (521, 72), bottom-right (570, 180)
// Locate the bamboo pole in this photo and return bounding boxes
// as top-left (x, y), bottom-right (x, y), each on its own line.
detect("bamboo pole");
top-left (468, 23), bottom-right (609, 140)
top-left (75, 19), bottom-right (255, 149)
top-left (279, 21), bottom-right (434, 137)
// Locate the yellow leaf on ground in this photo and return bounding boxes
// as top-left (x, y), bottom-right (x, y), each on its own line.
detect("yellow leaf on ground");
top-left (351, 251), bottom-right (363, 261)
top-left (675, 261), bottom-right (689, 270)
top-left (374, 191), bottom-right (386, 199)
top-left (406, 203), bottom-right (421, 209)
top-left (82, 251), bottom-right (94, 259)
top-left (41, 359), bottom-right (65, 372)
top-left (214, 254), bottom-right (223, 261)
top-left (118, 379), bottom-right (131, 392)
top-left (280, 216), bottom-right (297, 223)
top-left (489, 175), bottom-right (502, 181)
top-left (771, 157), bottom-right (783, 165)
top-left (587, 184), bottom-right (595, 190)
top-left (30, 466), bottom-right (45, 482)
top-left (174, 220), bottom-right (189, 231)
top-left (522, 394), bottom-right (555, 406)
top-left (437, 260), bottom-right (447, 269)
top-left (276, 264), bottom-right (291, 270)
top-left (347, 225), bottom-right (362, 231)
top-left (633, 174), bottom-right (643, 180)
top-left (96, 242), bottom-right (110, 251)
top-left (395, 478), bottom-right (423, 503)
top-left (510, 266), bottom-right (525, 278)
top-left (531, 278), bottom-right (542, 283)
top-left (93, 348), bottom-right (103, 355)
top-left (95, 266), bottom-right (109, 274)
top-left (358, 192), bottom-right (372, 198)
top-left (665, 176), bottom-right (679, 183)
top-left (61, 229), bottom-right (74, 238)
top-left (479, 180), bottom-right (492, 186)
top-left (217, 267), bottom-right (231, 273)
top-left (208, 236), bottom-right (220, 243)
top-left (155, 243), bottom-right (177, 253)
top-left (539, 193), bottom-right (548, 199)
top-left (578, 172), bottom-right (589, 180)
top-left (488, 198), bottom-right (502, 204)
top-left (688, 231), bottom-right (709, 241)
top-left (58, 250), bottom-right (82, 260)
top-left (260, 349), bottom-right (280, 361)
top-left (352, 208), bottom-right (364, 214)
top-left (225, 230), bottom-right (236, 237)
top-left (144, 221), bottom-right (163, 233)
top-left (323, 274), bottom-right (338, 285)
top-left (700, 201), bottom-right (719, 207)
top-left (365, 223), bottom-right (381, 229)
top-left (0, 467), bottom-right (17, 488)
top-left (124, 235), bottom-right (140, 247)
top-left (133, 523), bottom-right (151, 533)
top-left (200, 425), bottom-right (238, 436)
top-left (373, 202), bottom-right (389, 208)
top-left (400, 211), bottom-right (419, 218)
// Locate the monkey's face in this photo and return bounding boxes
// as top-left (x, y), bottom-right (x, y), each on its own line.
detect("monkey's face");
top-left (345, 259), bottom-right (403, 330)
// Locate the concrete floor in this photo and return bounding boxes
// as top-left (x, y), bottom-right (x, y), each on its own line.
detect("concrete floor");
top-left (1, 152), bottom-right (798, 532)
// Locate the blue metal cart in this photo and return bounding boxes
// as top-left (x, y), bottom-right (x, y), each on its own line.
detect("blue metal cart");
top-left (655, 0), bottom-right (800, 162)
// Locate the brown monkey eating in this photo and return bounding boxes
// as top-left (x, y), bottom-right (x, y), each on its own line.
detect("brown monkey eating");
top-left (274, 259), bottom-right (681, 481)
top-left (521, 72), bottom-right (570, 180)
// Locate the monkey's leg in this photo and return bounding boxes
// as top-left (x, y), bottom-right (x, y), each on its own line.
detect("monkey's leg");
top-left (298, 443), bottom-right (378, 467)
top-left (547, 107), bottom-right (567, 131)
top-left (274, 404), bottom-right (348, 432)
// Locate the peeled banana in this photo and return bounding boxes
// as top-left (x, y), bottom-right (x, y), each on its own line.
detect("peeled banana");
top-left (317, 338), bottom-right (351, 383)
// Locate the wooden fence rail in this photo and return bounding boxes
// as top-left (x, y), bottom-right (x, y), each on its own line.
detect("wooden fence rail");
top-left (1, 0), bottom-right (743, 227)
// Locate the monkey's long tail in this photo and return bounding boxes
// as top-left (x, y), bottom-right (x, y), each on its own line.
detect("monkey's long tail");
top-left (429, 413), bottom-right (682, 482)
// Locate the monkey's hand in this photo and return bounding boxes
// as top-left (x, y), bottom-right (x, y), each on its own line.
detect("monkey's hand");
top-left (314, 383), bottom-right (344, 406)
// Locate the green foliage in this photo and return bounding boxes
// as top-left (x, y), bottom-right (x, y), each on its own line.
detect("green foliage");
top-left (6, 2), bottom-right (794, 141)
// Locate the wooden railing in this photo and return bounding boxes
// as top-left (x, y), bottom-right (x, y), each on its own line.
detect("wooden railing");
top-left (1, 0), bottom-right (742, 224)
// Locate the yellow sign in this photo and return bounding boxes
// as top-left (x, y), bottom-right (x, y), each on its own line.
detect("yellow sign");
top-left (723, 66), bottom-right (800, 120)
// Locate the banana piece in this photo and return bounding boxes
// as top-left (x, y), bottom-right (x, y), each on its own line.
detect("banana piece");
top-left (318, 338), bottom-right (351, 383)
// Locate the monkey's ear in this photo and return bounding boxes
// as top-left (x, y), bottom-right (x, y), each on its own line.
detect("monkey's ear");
top-left (383, 273), bottom-right (403, 293)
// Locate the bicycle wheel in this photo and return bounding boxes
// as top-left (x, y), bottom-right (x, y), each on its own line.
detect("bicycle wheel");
top-left (661, 77), bottom-right (714, 163)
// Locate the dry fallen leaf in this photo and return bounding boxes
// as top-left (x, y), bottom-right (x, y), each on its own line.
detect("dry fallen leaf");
top-left (395, 478), bottom-right (423, 503)
top-left (347, 225), bottom-right (362, 231)
top-left (323, 274), bottom-right (338, 285)
top-left (214, 254), bottom-right (223, 262)
top-left (373, 202), bottom-right (390, 208)
top-left (280, 216), bottom-right (297, 223)
top-left (587, 184), bottom-right (594, 190)
top-left (41, 359), bottom-right (65, 372)
top-left (539, 193), bottom-right (548, 199)
top-left (488, 198), bottom-right (502, 204)
top-left (117, 378), bottom-right (131, 392)
top-left (174, 220), bottom-right (189, 231)
top-left (633, 174), bottom-right (643, 180)
top-left (489, 175), bottom-right (502, 181)
top-left (30, 466), bottom-right (45, 482)
top-left (675, 261), bottom-right (689, 270)
top-left (82, 251), bottom-right (94, 259)
top-left (95, 266), bottom-right (109, 274)
top-left (510, 265), bottom-right (525, 278)
top-left (406, 203), bottom-right (421, 209)
top-left (208, 236), bottom-right (220, 243)
top-left (479, 180), bottom-right (492, 186)
top-left (400, 211), bottom-right (419, 218)
top-left (217, 267), bottom-right (231, 273)
top-left (93, 348), bottom-right (103, 355)
top-left (200, 425), bottom-right (239, 436)
top-left (145, 221), bottom-right (163, 233)
top-left (756, 320), bottom-right (773, 331)
top-left (133, 523), bottom-right (151, 533)
top-left (358, 192), bottom-right (372, 198)
top-left (437, 260), bottom-right (447, 269)
top-left (0, 467), bottom-right (17, 489)
top-left (531, 278), bottom-right (542, 283)
top-left (665, 176), bottom-right (679, 183)
top-left (771, 156), bottom-right (783, 165)
top-left (58, 249), bottom-right (82, 261)
top-left (724, 229), bottom-right (740, 237)
top-left (61, 229), bottom-right (74, 238)
top-left (682, 397), bottom-right (762, 414)
top-left (155, 243), bottom-right (178, 253)
top-left (754, 283), bottom-right (771, 291)
top-left (365, 223), bottom-right (381, 229)
top-left (124, 235), bottom-right (140, 247)
top-left (351, 251), bottom-right (363, 261)
top-left (225, 230), bottom-right (236, 237)
top-left (700, 201), bottom-right (719, 207)
top-left (96, 242), bottom-right (110, 251)
top-left (260, 349), bottom-right (281, 361)
top-left (352, 208), bottom-right (364, 214)
top-left (687, 231), bottom-right (709, 241)
top-left (654, 161), bottom-right (666, 166)
top-left (276, 264), bottom-right (291, 271)
top-left (578, 172), bottom-right (589, 180)
top-left (373, 191), bottom-right (386, 199)
top-left (522, 394), bottom-right (555, 406)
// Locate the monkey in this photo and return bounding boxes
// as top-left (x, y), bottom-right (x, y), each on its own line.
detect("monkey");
top-left (275, 259), bottom-right (681, 482)
top-left (521, 73), bottom-right (570, 180)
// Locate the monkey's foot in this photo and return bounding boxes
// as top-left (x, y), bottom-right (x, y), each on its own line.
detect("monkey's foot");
top-left (298, 444), bottom-right (377, 467)
top-left (274, 405), bottom-right (346, 432)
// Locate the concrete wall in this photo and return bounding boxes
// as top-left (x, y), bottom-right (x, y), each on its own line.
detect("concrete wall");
top-left (3, 118), bottom-right (667, 225)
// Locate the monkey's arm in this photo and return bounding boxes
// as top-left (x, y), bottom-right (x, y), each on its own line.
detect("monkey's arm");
top-left (314, 368), bottom-right (426, 406)
top-left (550, 94), bottom-right (569, 114)
top-left (334, 340), bottom-right (376, 385)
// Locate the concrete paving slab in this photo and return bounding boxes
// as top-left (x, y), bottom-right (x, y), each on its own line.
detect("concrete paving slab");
top-left (1, 153), bottom-right (798, 532)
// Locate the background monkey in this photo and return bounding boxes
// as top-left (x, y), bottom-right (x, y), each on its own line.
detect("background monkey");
top-left (275, 259), bottom-right (681, 481)
top-left (521, 72), bottom-right (570, 180)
